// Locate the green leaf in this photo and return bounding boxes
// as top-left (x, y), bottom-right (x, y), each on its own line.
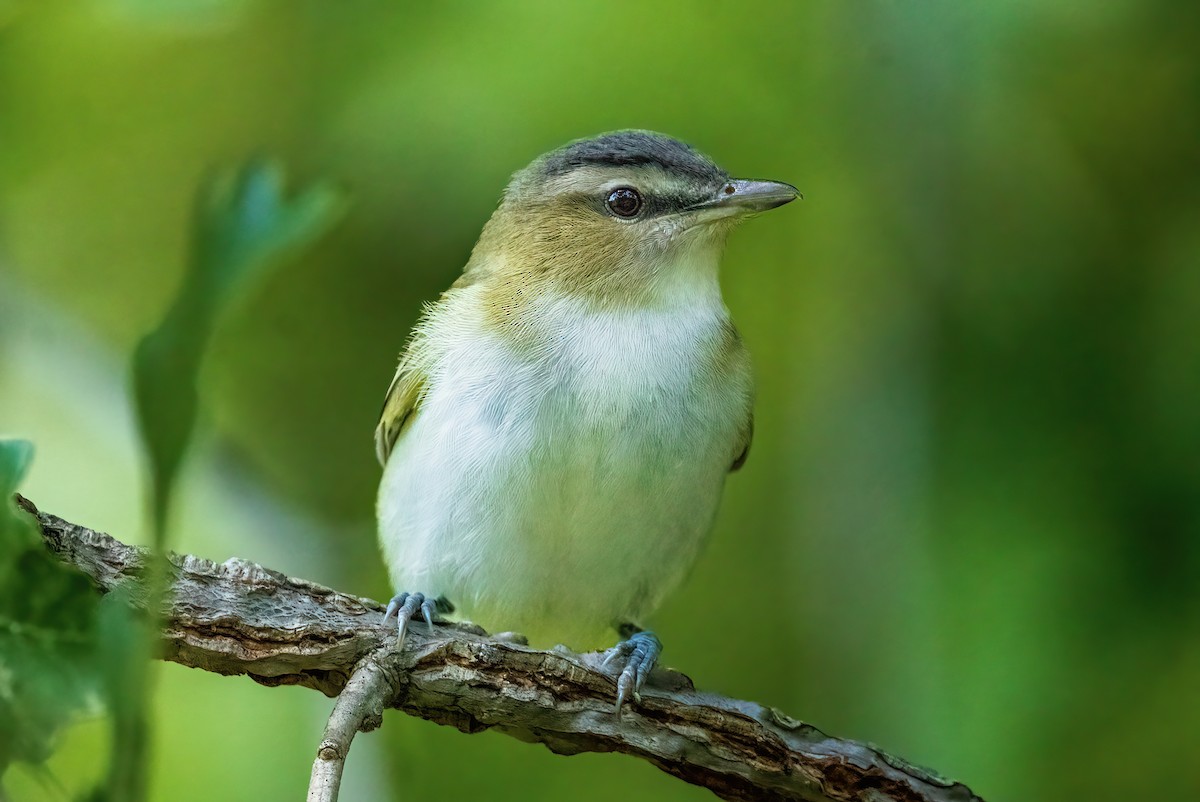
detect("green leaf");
top-left (0, 439), bottom-right (102, 778)
top-left (132, 159), bottom-right (346, 543)
top-left (0, 439), bottom-right (35, 554)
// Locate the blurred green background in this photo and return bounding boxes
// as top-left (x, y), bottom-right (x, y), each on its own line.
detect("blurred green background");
top-left (2, 1), bottom-right (1199, 800)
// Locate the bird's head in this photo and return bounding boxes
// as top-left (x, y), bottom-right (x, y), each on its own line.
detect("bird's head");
top-left (467, 130), bottom-right (799, 307)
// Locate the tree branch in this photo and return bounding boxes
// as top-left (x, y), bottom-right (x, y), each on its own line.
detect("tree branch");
top-left (21, 496), bottom-right (983, 802)
top-left (307, 648), bottom-right (390, 802)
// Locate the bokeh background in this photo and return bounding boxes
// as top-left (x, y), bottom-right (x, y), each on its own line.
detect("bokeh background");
top-left (3, 1), bottom-right (1199, 800)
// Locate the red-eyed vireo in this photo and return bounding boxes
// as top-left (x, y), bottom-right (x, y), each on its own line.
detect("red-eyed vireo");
top-left (375, 131), bottom-right (799, 711)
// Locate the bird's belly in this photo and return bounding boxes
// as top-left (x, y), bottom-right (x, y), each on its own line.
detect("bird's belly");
top-left (377, 303), bottom-right (749, 649)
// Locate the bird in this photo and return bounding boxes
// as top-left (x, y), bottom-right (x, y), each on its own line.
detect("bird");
top-left (375, 130), bottom-right (798, 712)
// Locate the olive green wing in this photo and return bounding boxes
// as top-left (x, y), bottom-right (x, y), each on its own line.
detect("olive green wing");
top-left (374, 286), bottom-right (470, 467)
top-left (720, 318), bottom-right (754, 473)
top-left (374, 361), bottom-right (426, 467)
top-left (730, 411), bottom-right (753, 472)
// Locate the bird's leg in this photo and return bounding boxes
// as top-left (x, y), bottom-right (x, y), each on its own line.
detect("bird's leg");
top-left (381, 592), bottom-right (454, 645)
top-left (604, 622), bottom-right (662, 715)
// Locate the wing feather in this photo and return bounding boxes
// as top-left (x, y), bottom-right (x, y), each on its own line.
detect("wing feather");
top-left (720, 318), bottom-right (754, 473)
top-left (730, 412), bottom-right (753, 472)
top-left (374, 284), bottom-right (475, 466)
top-left (374, 364), bottom-right (424, 466)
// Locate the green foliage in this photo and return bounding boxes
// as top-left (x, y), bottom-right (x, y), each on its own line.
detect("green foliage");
top-left (0, 444), bottom-right (151, 802)
top-left (0, 441), bottom-right (100, 780)
top-left (133, 162), bottom-right (345, 543)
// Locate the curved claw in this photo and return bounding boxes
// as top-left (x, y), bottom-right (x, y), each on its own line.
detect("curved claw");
top-left (381, 591), bottom-right (442, 647)
top-left (607, 630), bottom-right (662, 716)
top-left (382, 593), bottom-right (406, 624)
top-left (420, 596), bottom-right (436, 630)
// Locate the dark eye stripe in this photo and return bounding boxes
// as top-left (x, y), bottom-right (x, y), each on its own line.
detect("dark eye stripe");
top-left (636, 191), bottom-right (711, 218)
top-left (567, 189), bottom-right (712, 219)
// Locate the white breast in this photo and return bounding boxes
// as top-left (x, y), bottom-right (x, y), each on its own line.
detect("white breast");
top-left (377, 286), bottom-right (751, 649)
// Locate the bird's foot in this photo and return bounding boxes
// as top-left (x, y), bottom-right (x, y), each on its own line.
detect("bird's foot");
top-left (603, 628), bottom-right (662, 716)
top-left (381, 592), bottom-right (453, 645)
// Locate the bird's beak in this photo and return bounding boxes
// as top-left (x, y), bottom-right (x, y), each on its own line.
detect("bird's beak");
top-left (688, 179), bottom-right (802, 220)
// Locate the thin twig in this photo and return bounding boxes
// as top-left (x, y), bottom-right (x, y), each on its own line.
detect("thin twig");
top-left (21, 496), bottom-right (984, 802)
top-left (307, 649), bottom-right (391, 802)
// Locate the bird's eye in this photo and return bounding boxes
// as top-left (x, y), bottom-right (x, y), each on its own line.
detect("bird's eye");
top-left (606, 187), bottom-right (643, 218)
